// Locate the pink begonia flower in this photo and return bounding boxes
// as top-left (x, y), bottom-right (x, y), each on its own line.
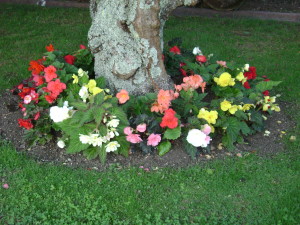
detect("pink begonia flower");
top-left (205, 135), bottom-right (212, 146)
top-left (202, 124), bottom-right (211, 135)
top-left (24, 95), bottom-right (32, 104)
top-left (147, 133), bottom-right (161, 146)
top-left (124, 127), bottom-right (133, 135)
top-left (126, 134), bottom-right (143, 144)
top-left (136, 123), bottom-right (147, 132)
top-left (80, 44), bottom-right (87, 49)
top-left (216, 60), bottom-right (227, 67)
top-left (3, 183), bottom-right (9, 189)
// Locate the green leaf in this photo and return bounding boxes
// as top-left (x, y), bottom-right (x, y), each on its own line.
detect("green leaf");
top-left (225, 117), bottom-right (240, 143)
top-left (71, 101), bottom-right (88, 110)
top-left (52, 61), bottom-right (64, 69)
top-left (183, 138), bottom-right (197, 159)
top-left (163, 126), bottom-right (181, 140)
top-left (82, 110), bottom-right (96, 126)
top-left (93, 107), bottom-right (105, 125)
top-left (64, 63), bottom-right (79, 74)
top-left (83, 147), bottom-right (99, 160)
top-left (235, 110), bottom-right (248, 120)
top-left (95, 76), bottom-right (107, 88)
top-left (114, 136), bottom-right (130, 157)
top-left (240, 122), bottom-right (251, 135)
top-left (250, 110), bottom-right (263, 126)
top-left (93, 91), bottom-right (105, 105)
top-left (222, 134), bottom-right (235, 150)
top-left (67, 136), bottom-right (89, 153)
top-left (187, 116), bottom-right (202, 128)
top-left (255, 81), bottom-right (281, 92)
top-left (110, 107), bottom-right (129, 125)
top-left (158, 141), bottom-right (172, 156)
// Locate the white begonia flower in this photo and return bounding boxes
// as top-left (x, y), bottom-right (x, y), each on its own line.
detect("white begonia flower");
top-left (79, 86), bottom-right (89, 102)
top-left (107, 119), bottom-right (120, 128)
top-left (79, 134), bottom-right (91, 144)
top-left (50, 105), bottom-right (72, 123)
top-left (89, 134), bottom-right (105, 147)
top-left (244, 64), bottom-right (250, 71)
top-left (57, 140), bottom-right (66, 148)
top-left (107, 128), bottom-right (119, 139)
top-left (105, 141), bottom-right (120, 152)
top-left (78, 68), bottom-right (88, 77)
top-left (186, 129), bottom-right (209, 148)
top-left (79, 133), bottom-right (106, 147)
top-left (192, 47), bottom-right (202, 55)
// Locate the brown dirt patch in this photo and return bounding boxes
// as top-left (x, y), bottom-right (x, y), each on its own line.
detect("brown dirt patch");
top-left (0, 89), bottom-right (296, 171)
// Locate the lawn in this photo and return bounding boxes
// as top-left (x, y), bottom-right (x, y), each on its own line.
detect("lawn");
top-left (0, 4), bottom-right (299, 224)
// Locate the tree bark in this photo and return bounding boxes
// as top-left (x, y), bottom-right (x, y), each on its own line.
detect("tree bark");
top-left (88, 0), bottom-right (199, 95)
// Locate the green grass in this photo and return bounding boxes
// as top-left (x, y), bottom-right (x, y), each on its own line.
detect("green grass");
top-left (1, 3), bottom-right (300, 224)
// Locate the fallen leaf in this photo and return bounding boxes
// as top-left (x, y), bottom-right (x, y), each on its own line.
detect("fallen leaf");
top-left (236, 153), bottom-right (242, 158)
top-left (289, 136), bottom-right (296, 142)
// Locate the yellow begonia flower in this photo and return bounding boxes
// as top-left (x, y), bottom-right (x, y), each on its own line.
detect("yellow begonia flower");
top-left (229, 105), bottom-right (239, 115)
top-left (236, 72), bottom-right (244, 81)
top-left (271, 105), bottom-right (280, 112)
top-left (72, 74), bottom-right (79, 84)
top-left (263, 104), bottom-right (270, 111)
top-left (86, 79), bottom-right (97, 93)
top-left (264, 96), bottom-right (276, 104)
top-left (92, 87), bottom-right (103, 96)
top-left (209, 124), bottom-right (215, 133)
top-left (242, 104), bottom-right (253, 112)
top-left (214, 72), bottom-right (235, 87)
top-left (220, 100), bottom-right (232, 111)
top-left (197, 108), bottom-right (218, 124)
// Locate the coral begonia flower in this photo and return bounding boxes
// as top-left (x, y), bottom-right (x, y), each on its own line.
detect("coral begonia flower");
top-left (18, 118), bottom-right (33, 130)
top-left (45, 95), bottom-right (56, 104)
top-left (46, 44), bottom-right (55, 52)
top-left (116, 89), bottom-right (129, 104)
top-left (28, 60), bottom-right (45, 74)
top-left (160, 108), bottom-right (178, 129)
top-left (44, 65), bottom-right (57, 82)
top-left (33, 74), bottom-right (44, 86)
top-left (196, 55), bottom-right (207, 63)
top-left (169, 46), bottom-right (181, 55)
top-left (47, 79), bottom-right (66, 96)
top-left (64, 55), bottom-right (76, 65)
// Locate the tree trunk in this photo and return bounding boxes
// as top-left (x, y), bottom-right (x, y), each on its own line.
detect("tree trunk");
top-left (88, 0), bottom-right (199, 95)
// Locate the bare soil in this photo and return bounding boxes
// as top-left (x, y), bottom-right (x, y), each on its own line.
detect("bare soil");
top-left (0, 89), bottom-right (296, 171)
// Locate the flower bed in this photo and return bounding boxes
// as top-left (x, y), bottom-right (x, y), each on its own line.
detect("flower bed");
top-left (11, 42), bottom-right (281, 163)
